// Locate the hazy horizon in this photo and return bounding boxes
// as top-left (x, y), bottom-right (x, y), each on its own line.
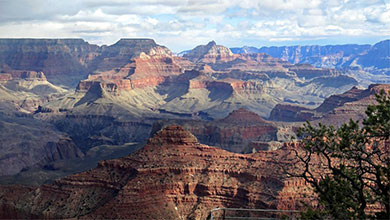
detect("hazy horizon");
top-left (0, 0), bottom-right (389, 52)
top-left (0, 37), bottom-right (389, 53)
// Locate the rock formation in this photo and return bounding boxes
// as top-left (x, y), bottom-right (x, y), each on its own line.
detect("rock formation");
top-left (0, 38), bottom-right (359, 119)
top-left (0, 70), bottom-right (66, 113)
top-left (0, 71), bottom-right (47, 81)
top-left (152, 108), bottom-right (279, 153)
top-left (0, 38), bottom-right (173, 87)
top-left (77, 53), bottom-right (184, 92)
top-left (0, 125), bottom-right (310, 219)
top-left (231, 40), bottom-right (390, 75)
top-left (269, 104), bottom-right (316, 122)
top-left (183, 41), bottom-right (236, 63)
top-left (269, 84), bottom-right (390, 126)
top-left (0, 39), bottom-right (100, 86)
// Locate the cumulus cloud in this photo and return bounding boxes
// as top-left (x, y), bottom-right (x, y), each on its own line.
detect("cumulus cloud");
top-left (0, 0), bottom-right (388, 51)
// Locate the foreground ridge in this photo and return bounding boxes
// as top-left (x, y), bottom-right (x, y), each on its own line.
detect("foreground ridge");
top-left (0, 125), bottom-right (309, 219)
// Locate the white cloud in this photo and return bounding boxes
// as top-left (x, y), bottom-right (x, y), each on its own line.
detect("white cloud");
top-left (257, 0), bottom-right (322, 11)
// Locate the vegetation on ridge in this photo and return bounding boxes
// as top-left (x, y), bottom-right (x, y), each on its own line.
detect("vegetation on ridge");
top-left (290, 90), bottom-right (389, 219)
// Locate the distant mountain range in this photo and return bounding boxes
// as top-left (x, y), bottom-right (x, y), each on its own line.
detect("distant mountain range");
top-left (230, 40), bottom-right (390, 75)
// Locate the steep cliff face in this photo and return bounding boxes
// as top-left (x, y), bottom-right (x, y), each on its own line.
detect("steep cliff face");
top-left (315, 86), bottom-right (369, 113)
top-left (316, 84), bottom-right (390, 126)
top-left (352, 40), bottom-right (390, 74)
top-left (0, 126), bottom-right (309, 219)
top-left (0, 38), bottom-right (172, 87)
top-left (0, 39), bottom-right (100, 85)
top-left (0, 38), bottom-right (359, 119)
top-left (77, 41), bottom-right (182, 92)
top-left (51, 114), bottom-right (152, 153)
top-left (0, 71), bottom-right (47, 81)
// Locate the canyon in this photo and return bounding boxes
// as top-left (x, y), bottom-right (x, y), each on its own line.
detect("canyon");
top-left (0, 37), bottom-right (389, 218)
top-left (0, 38), bottom-right (384, 181)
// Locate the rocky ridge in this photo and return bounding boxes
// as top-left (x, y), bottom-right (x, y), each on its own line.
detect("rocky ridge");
top-left (0, 38), bottom-right (173, 87)
top-left (269, 84), bottom-right (390, 125)
top-left (231, 40), bottom-right (390, 75)
top-left (0, 125), bottom-right (310, 219)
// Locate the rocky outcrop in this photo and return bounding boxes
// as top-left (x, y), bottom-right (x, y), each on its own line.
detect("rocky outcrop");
top-left (221, 107), bottom-right (268, 124)
top-left (90, 38), bottom-right (172, 72)
top-left (77, 45), bottom-right (183, 92)
top-left (315, 86), bottom-right (369, 113)
top-left (0, 70), bottom-right (66, 113)
top-left (152, 109), bottom-right (279, 153)
top-left (0, 71), bottom-right (47, 81)
top-left (316, 84), bottom-right (390, 126)
top-left (256, 44), bottom-right (370, 68)
top-left (0, 126), bottom-right (309, 219)
top-left (183, 41), bottom-right (237, 63)
top-left (0, 38), bottom-right (359, 119)
top-left (352, 40), bottom-right (390, 75)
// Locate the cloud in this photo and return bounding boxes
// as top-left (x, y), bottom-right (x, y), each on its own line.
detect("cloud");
top-left (0, 0), bottom-right (388, 51)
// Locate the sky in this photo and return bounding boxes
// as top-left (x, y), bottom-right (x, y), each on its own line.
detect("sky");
top-left (0, 0), bottom-right (389, 52)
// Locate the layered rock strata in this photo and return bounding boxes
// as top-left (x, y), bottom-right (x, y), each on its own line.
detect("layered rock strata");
top-left (0, 126), bottom-right (310, 219)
